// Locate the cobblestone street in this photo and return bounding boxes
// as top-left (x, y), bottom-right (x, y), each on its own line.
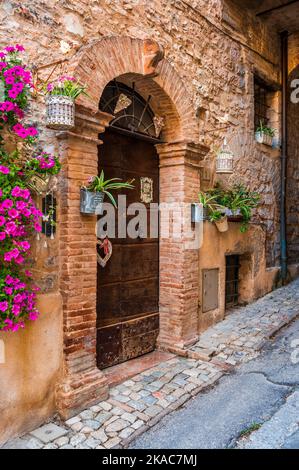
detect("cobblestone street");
top-left (4, 279), bottom-right (299, 450)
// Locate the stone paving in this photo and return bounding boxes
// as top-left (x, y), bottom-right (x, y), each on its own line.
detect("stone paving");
top-left (188, 279), bottom-right (299, 366)
top-left (3, 278), bottom-right (299, 450)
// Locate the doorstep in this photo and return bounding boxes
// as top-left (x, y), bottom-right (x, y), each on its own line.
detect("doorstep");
top-left (103, 351), bottom-right (175, 387)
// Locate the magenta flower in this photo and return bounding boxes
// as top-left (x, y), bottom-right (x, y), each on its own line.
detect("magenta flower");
top-left (11, 186), bottom-right (22, 197)
top-left (15, 44), bottom-right (25, 52)
top-left (8, 208), bottom-right (19, 219)
top-left (0, 165), bottom-right (10, 174)
top-left (4, 248), bottom-right (20, 262)
top-left (0, 232), bottom-right (6, 241)
top-left (0, 301), bottom-right (8, 312)
top-left (4, 287), bottom-right (13, 295)
top-left (0, 215), bottom-right (5, 226)
top-left (1, 199), bottom-right (13, 209)
top-left (12, 304), bottom-right (21, 316)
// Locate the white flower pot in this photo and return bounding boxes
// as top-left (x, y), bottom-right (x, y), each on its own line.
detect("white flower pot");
top-left (46, 95), bottom-right (75, 130)
top-left (255, 131), bottom-right (273, 147)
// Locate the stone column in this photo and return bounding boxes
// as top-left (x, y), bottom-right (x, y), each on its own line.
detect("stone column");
top-left (156, 141), bottom-right (209, 350)
top-left (55, 106), bottom-right (113, 419)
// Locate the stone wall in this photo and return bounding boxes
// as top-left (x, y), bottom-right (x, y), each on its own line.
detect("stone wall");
top-left (0, 0), bottom-right (285, 266)
top-left (0, 0), bottom-right (298, 441)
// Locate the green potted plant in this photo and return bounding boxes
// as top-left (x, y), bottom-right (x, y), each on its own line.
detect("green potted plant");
top-left (80, 170), bottom-right (134, 214)
top-left (255, 120), bottom-right (276, 147)
top-left (45, 76), bottom-right (88, 130)
top-left (198, 191), bottom-right (221, 220)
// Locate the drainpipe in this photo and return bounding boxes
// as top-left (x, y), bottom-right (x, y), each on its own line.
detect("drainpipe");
top-left (280, 31), bottom-right (288, 283)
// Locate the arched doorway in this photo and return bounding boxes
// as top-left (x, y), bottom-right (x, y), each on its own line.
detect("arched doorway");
top-left (96, 80), bottom-right (162, 369)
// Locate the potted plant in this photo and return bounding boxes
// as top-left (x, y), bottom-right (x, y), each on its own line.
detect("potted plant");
top-left (80, 170), bottom-right (134, 215)
top-left (198, 191), bottom-right (221, 220)
top-left (255, 120), bottom-right (276, 147)
top-left (209, 183), bottom-right (260, 232)
top-left (45, 76), bottom-right (88, 130)
top-left (24, 151), bottom-right (61, 194)
top-left (209, 208), bottom-right (228, 233)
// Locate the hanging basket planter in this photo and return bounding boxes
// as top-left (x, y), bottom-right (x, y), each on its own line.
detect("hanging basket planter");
top-left (46, 95), bottom-right (75, 130)
top-left (26, 174), bottom-right (51, 195)
top-left (80, 189), bottom-right (104, 215)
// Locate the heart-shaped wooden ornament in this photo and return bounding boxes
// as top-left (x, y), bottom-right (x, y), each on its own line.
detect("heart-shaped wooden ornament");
top-left (97, 238), bottom-right (112, 268)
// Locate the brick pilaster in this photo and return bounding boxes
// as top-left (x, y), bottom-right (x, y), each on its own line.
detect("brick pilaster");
top-left (55, 106), bottom-right (113, 419)
top-left (156, 141), bottom-right (209, 350)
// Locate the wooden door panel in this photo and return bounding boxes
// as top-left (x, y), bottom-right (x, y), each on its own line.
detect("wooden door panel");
top-left (97, 129), bottom-right (159, 368)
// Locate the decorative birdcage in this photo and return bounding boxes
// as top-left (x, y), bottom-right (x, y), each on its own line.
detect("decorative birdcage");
top-left (46, 95), bottom-right (75, 130)
top-left (216, 139), bottom-right (234, 174)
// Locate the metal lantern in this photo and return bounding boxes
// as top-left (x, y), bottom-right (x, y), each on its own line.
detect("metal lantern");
top-left (216, 139), bottom-right (234, 174)
top-left (46, 95), bottom-right (75, 130)
top-left (80, 189), bottom-right (104, 215)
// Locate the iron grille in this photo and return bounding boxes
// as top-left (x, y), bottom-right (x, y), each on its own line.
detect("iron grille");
top-left (99, 80), bottom-right (163, 142)
top-left (254, 77), bottom-right (270, 129)
top-left (225, 254), bottom-right (240, 308)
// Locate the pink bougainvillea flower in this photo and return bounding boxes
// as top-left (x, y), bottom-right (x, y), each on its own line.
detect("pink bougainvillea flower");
top-left (0, 301), bottom-right (8, 312)
top-left (0, 232), bottom-right (6, 241)
top-left (0, 215), bottom-right (5, 226)
top-left (25, 270), bottom-right (32, 277)
top-left (4, 46), bottom-right (15, 53)
top-left (0, 165), bottom-right (10, 174)
top-left (34, 223), bottom-right (42, 232)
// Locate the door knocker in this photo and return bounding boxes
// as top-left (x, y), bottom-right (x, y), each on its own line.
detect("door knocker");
top-left (97, 237), bottom-right (112, 268)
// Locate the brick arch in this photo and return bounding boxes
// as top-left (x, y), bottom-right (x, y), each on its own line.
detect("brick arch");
top-left (70, 36), bottom-right (198, 142)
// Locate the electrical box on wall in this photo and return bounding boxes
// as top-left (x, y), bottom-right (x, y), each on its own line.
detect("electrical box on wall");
top-left (202, 268), bottom-right (219, 313)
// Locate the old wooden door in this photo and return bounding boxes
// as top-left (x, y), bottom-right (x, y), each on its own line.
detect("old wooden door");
top-left (96, 129), bottom-right (159, 369)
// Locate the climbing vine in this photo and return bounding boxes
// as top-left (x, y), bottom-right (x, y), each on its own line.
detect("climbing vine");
top-left (0, 45), bottom-right (61, 332)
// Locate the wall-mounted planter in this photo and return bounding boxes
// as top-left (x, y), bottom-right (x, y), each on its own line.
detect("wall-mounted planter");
top-left (80, 189), bottom-right (104, 215)
top-left (214, 216), bottom-right (228, 233)
top-left (46, 95), bottom-right (75, 130)
top-left (191, 203), bottom-right (209, 222)
top-left (255, 131), bottom-right (273, 147)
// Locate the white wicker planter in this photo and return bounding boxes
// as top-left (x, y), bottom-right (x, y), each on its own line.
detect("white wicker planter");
top-left (46, 95), bottom-right (75, 130)
top-left (255, 131), bottom-right (273, 147)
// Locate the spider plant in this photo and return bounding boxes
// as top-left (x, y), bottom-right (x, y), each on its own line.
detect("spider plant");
top-left (84, 170), bottom-right (134, 207)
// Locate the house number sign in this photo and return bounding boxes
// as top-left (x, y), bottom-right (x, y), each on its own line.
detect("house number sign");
top-left (140, 177), bottom-right (153, 203)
